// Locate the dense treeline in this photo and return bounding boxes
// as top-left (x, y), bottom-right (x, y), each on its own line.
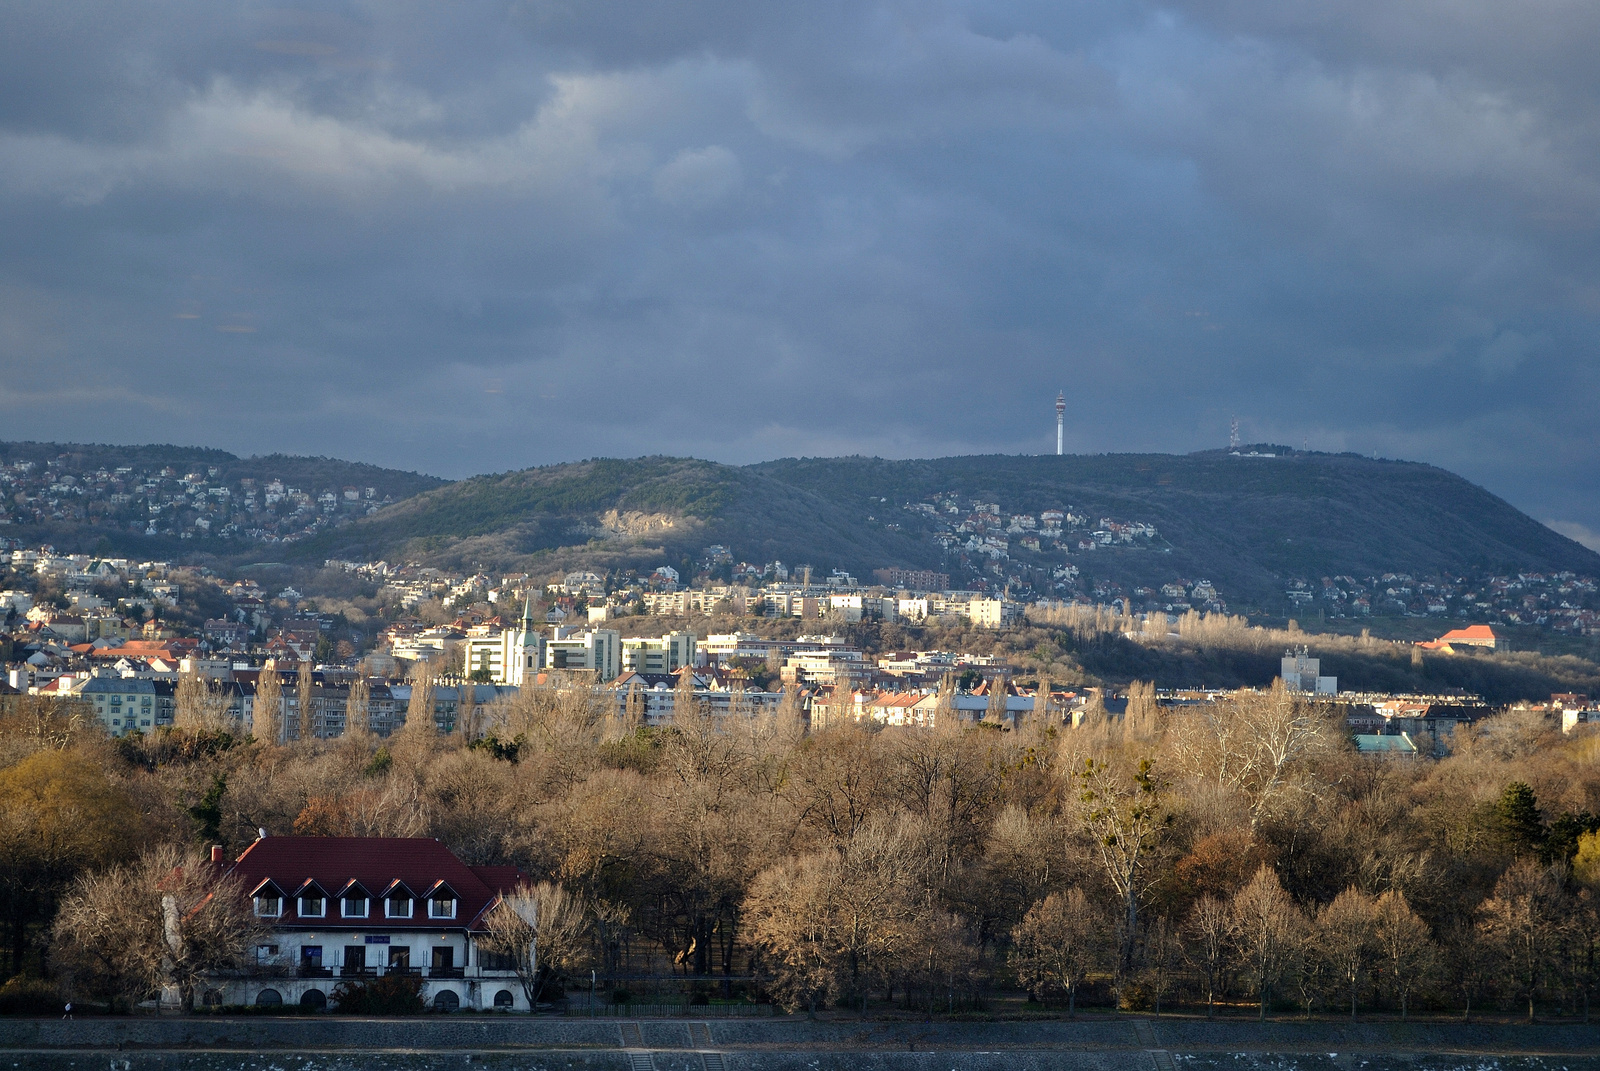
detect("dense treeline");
top-left (6, 679), bottom-right (1600, 1019)
top-left (613, 610), bottom-right (1600, 704)
top-left (1029, 606), bottom-right (1600, 702)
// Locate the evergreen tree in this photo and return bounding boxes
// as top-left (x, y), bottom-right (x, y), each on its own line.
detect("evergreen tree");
top-left (1498, 782), bottom-right (1546, 857)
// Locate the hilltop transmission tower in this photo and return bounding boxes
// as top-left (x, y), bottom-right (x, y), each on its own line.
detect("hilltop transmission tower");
top-left (1055, 391), bottom-right (1066, 455)
top-left (1229, 417), bottom-right (1241, 451)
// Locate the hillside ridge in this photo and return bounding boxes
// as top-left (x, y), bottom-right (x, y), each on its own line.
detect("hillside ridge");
top-left (297, 450), bottom-right (1600, 612)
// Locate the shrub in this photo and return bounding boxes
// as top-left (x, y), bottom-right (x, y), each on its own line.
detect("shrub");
top-left (0, 977), bottom-right (65, 1016)
top-left (331, 974), bottom-right (425, 1015)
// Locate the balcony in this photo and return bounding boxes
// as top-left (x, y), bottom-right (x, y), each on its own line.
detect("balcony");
top-left (386, 966), bottom-right (422, 977)
top-left (428, 966), bottom-right (465, 979)
top-left (297, 966), bottom-right (333, 979)
top-left (339, 966), bottom-right (380, 978)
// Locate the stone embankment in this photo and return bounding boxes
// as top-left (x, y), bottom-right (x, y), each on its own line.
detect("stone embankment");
top-left (4, 1016), bottom-right (1600, 1070)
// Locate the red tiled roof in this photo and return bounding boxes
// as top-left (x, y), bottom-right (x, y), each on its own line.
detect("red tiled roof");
top-left (226, 836), bottom-right (525, 930)
top-left (1440, 625), bottom-right (1497, 642)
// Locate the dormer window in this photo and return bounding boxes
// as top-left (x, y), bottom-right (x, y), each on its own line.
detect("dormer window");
top-left (299, 893), bottom-right (325, 918)
top-left (386, 894), bottom-right (413, 919)
top-left (339, 881), bottom-right (370, 919)
top-left (424, 881), bottom-right (458, 919)
top-left (252, 881), bottom-right (284, 918)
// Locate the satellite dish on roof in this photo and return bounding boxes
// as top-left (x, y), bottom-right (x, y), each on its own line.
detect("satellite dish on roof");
top-left (258, 828), bottom-right (268, 839)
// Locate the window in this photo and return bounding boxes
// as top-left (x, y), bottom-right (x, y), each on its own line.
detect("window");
top-left (299, 894), bottom-right (325, 918)
top-left (481, 949), bottom-right (517, 971)
top-left (341, 895), bottom-right (368, 919)
top-left (255, 894), bottom-right (281, 917)
top-left (385, 896), bottom-right (412, 919)
top-left (256, 944), bottom-right (280, 965)
top-left (387, 946), bottom-right (411, 970)
top-left (429, 895), bottom-right (456, 919)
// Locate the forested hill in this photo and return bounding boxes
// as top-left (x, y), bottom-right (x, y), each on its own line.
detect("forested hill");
top-left (0, 442), bottom-right (444, 498)
top-left (0, 441), bottom-right (445, 559)
top-left (302, 450), bottom-right (1600, 610)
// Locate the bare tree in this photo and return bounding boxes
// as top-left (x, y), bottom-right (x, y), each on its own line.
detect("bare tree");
top-left (1184, 895), bottom-right (1230, 1017)
top-left (984, 676), bottom-right (1009, 726)
top-left (1374, 889), bottom-right (1435, 1019)
top-left (1124, 680), bottom-right (1161, 740)
top-left (743, 816), bottom-right (926, 1015)
top-left (400, 665), bottom-right (436, 743)
top-left (480, 882), bottom-right (592, 1007)
top-left (49, 863), bottom-right (160, 1011)
top-left (345, 673), bottom-right (370, 741)
top-left (1229, 865), bottom-right (1304, 1021)
top-left (1139, 913), bottom-right (1182, 1016)
top-left (175, 671), bottom-right (232, 732)
top-left (673, 666), bottom-right (698, 723)
top-left (1478, 860), bottom-right (1567, 1022)
top-left (1074, 756), bottom-right (1172, 975)
top-left (253, 665), bottom-right (282, 746)
top-left (744, 851), bottom-right (837, 1014)
top-left (1169, 680), bottom-right (1335, 828)
top-left (295, 662), bottom-right (315, 742)
top-left (1316, 886), bottom-right (1378, 1019)
top-left (1009, 888), bottom-right (1107, 1015)
top-left (932, 672), bottom-right (956, 728)
top-left (457, 681), bottom-right (477, 741)
top-left (52, 845), bottom-right (264, 1011)
top-left (624, 680), bottom-right (644, 728)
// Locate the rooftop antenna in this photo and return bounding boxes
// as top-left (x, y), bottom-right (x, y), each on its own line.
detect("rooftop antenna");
top-left (1055, 391), bottom-right (1066, 456)
top-left (1229, 417), bottom-right (1240, 451)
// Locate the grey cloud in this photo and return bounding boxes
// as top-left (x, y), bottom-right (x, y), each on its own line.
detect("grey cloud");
top-left (1, 0), bottom-right (1599, 534)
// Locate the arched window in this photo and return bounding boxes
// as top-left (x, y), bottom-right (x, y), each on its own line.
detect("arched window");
top-left (493, 989), bottom-right (514, 1009)
top-left (432, 989), bottom-right (460, 1012)
top-left (300, 988), bottom-right (327, 1010)
top-left (255, 989), bottom-right (283, 1006)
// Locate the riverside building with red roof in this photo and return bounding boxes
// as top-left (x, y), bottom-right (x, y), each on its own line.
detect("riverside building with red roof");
top-left (1416, 624), bottom-right (1500, 652)
top-left (209, 835), bottom-right (528, 1012)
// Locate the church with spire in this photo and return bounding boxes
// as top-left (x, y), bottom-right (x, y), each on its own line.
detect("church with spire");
top-left (462, 593), bottom-right (546, 686)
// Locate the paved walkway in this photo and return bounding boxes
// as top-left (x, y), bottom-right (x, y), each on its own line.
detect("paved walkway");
top-left (5, 1016), bottom-right (1600, 1070)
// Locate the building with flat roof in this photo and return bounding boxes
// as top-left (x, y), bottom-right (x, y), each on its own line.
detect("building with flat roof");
top-left (621, 632), bottom-right (695, 675)
top-left (546, 627), bottom-right (620, 681)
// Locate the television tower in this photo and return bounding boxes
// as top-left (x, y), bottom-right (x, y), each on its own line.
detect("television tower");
top-left (1055, 391), bottom-right (1066, 455)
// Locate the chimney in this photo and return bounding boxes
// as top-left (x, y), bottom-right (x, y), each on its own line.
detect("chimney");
top-left (210, 845), bottom-right (224, 864)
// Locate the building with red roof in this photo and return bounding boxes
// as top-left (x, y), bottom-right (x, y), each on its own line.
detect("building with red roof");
top-left (208, 836), bottom-right (528, 1012)
top-left (1417, 624), bottom-right (1500, 652)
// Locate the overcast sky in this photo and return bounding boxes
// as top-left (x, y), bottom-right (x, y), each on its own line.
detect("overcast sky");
top-left (3, 2), bottom-right (1600, 542)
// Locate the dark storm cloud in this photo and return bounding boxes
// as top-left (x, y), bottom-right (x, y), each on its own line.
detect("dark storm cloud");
top-left (1, 1), bottom-right (1599, 539)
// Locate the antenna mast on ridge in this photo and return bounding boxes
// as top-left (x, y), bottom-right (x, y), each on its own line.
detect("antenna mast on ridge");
top-left (1055, 391), bottom-right (1066, 456)
top-left (1229, 417), bottom-right (1240, 452)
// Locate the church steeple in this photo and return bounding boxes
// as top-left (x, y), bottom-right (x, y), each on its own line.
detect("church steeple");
top-left (520, 590), bottom-right (534, 634)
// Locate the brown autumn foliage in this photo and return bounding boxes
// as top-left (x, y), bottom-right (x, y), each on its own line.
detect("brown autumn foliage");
top-left (8, 677), bottom-right (1600, 1017)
